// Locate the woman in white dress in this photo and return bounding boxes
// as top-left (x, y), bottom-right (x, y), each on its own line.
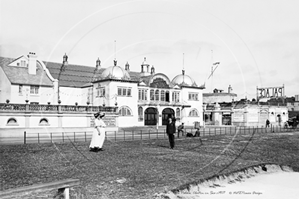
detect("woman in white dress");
top-left (89, 112), bottom-right (106, 152)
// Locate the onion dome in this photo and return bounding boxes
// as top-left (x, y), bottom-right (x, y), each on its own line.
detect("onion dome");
top-left (100, 60), bottom-right (131, 80)
top-left (171, 70), bottom-right (197, 87)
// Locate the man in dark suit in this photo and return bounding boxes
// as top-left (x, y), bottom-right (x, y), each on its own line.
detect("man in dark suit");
top-left (166, 116), bottom-right (176, 149)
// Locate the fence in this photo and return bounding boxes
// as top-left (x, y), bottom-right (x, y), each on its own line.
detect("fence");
top-left (9, 125), bottom-right (297, 145)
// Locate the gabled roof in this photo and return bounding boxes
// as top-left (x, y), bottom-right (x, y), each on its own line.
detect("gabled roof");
top-left (0, 57), bottom-right (53, 86)
top-left (44, 61), bottom-right (100, 87)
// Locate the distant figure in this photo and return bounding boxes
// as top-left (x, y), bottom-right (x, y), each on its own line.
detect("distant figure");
top-left (194, 128), bottom-right (200, 137)
top-left (186, 132), bottom-right (193, 137)
top-left (177, 123), bottom-right (184, 137)
top-left (284, 121), bottom-right (288, 129)
top-left (266, 119), bottom-right (270, 128)
top-left (166, 116), bottom-right (176, 149)
top-left (194, 128), bottom-right (203, 144)
top-left (90, 112), bottom-right (106, 152)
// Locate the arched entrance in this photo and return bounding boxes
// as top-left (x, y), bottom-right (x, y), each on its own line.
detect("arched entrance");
top-left (144, 107), bottom-right (157, 125)
top-left (162, 108), bottom-right (175, 125)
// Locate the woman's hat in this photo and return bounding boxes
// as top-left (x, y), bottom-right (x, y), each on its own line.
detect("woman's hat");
top-left (94, 112), bottom-right (105, 118)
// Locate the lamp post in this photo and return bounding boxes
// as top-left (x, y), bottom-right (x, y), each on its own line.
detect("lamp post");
top-left (57, 53), bottom-right (68, 104)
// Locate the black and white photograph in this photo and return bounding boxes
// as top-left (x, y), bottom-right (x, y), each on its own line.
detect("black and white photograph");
top-left (0, 0), bottom-right (298, 198)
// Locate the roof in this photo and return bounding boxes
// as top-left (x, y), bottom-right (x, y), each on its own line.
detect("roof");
top-left (0, 57), bottom-right (53, 86)
top-left (203, 93), bottom-right (237, 97)
top-left (44, 61), bottom-right (99, 87)
top-left (1, 55), bottom-right (204, 89)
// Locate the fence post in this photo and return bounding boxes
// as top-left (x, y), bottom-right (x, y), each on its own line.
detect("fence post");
top-left (124, 130), bottom-right (125, 141)
top-left (215, 127), bottom-right (216, 135)
top-left (84, 132), bottom-right (86, 142)
top-left (62, 132), bottom-right (64, 142)
top-left (115, 131), bottom-right (117, 141)
top-left (24, 131), bottom-right (26, 144)
top-left (74, 132), bottom-right (75, 142)
top-left (38, 133), bottom-right (40, 144)
top-left (50, 133), bottom-right (52, 143)
top-left (132, 130), bottom-right (134, 140)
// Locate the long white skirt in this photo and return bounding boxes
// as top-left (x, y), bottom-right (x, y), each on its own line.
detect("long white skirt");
top-left (89, 127), bottom-right (105, 148)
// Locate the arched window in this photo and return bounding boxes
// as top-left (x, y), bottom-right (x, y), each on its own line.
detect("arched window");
top-left (150, 89), bottom-right (154, 101)
top-left (7, 118), bottom-right (18, 126)
top-left (138, 106), bottom-right (143, 121)
top-left (161, 90), bottom-right (165, 101)
top-left (189, 109), bottom-right (199, 117)
top-left (176, 108), bottom-right (180, 118)
top-left (118, 106), bottom-right (132, 116)
top-left (39, 118), bottom-right (49, 126)
top-left (155, 90), bottom-right (159, 101)
top-left (165, 91), bottom-right (170, 102)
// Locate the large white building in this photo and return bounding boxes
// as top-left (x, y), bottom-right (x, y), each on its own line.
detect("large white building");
top-left (0, 53), bottom-right (205, 127)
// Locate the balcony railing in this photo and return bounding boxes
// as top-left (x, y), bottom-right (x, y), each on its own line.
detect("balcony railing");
top-left (0, 103), bottom-right (118, 113)
top-left (138, 100), bottom-right (183, 106)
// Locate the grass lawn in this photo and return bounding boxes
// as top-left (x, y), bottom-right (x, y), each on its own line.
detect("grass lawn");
top-left (0, 131), bottom-right (298, 199)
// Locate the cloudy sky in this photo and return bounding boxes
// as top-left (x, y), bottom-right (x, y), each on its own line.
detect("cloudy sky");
top-left (0, 0), bottom-right (298, 99)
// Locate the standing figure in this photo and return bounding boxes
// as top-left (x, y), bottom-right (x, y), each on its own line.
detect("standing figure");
top-left (177, 122), bottom-right (184, 137)
top-left (266, 119), bottom-right (270, 128)
top-left (166, 116), bottom-right (176, 149)
top-left (90, 112), bottom-right (106, 152)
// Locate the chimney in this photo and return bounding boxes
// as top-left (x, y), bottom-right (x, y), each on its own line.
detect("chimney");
top-left (28, 52), bottom-right (37, 75)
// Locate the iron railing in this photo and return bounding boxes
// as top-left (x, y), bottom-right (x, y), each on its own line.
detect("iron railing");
top-left (0, 126), bottom-right (297, 145)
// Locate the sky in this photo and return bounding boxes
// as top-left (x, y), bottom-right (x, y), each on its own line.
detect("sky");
top-left (0, 0), bottom-right (298, 100)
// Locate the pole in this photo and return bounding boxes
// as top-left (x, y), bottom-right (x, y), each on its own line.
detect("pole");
top-left (24, 131), bottom-right (26, 144)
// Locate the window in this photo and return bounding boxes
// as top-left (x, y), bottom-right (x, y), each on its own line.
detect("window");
top-left (30, 86), bottom-right (39, 94)
top-left (176, 108), bottom-right (180, 118)
top-left (118, 88), bottom-right (122, 96)
top-left (150, 89), bottom-right (154, 101)
top-left (19, 85), bottom-right (23, 95)
top-left (97, 87), bottom-right (105, 97)
top-left (138, 89), bottom-right (147, 101)
top-left (188, 92), bottom-right (199, 101)
top-left (39, 118), bottom-right (49, 126)
top-left (21, 60), bottom-right (26, 67)
top-left (161, 90), bottom-right (165, 101)
top-left (118, 106), bottom-right (132, 116)
top-left (138, 106), bottom-right (143, 121)
top-left (117, 87), bottom-right (132, 97)
top-left (189, 109), bottom-right (199, 117)
top-left (172, 91), bottom-right (180, 102)
top-left (165, 91), bottom-right (170, 102)
top-left (7, 118), bottom-right (18, 126)
top-left (155, 90), bottom-right (159, 101)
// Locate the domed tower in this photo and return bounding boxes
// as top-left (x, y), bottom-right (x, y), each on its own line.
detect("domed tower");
top-left (171, 70), bottom-right (197, 87)
top-left (100, 59), bottom-right (131, 80)
top-left (140, 57), bottom-right (150, 76)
